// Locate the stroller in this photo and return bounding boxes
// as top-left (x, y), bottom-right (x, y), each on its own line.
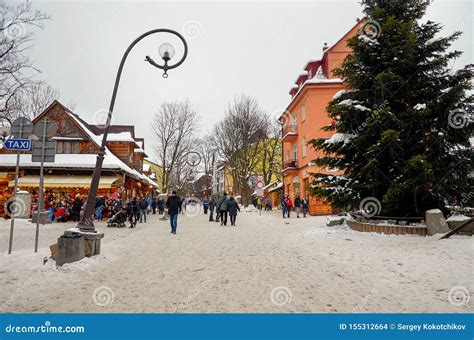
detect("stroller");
top-left (107, 208), bottom-right (127, 228)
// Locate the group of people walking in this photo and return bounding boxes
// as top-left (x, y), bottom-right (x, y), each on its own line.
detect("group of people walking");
top-left (281, 194), bottom-right (309, 218)
top-left (207, 192), bottom-right (240, 226)
top-left (107, 191), bottom-right (309, 233)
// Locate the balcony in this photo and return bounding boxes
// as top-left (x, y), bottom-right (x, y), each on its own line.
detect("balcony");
top-left (282, 159), bottom-right (298, 173)
top-left (282, 124), bottom-right (298, 141)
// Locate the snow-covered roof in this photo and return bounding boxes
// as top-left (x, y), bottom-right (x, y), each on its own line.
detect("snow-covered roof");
top-left (294, 71), bottom-right (308, 83)
top-left (100, 131), bottom-right (137, 143)
top-left (0, 153), bottom-right (158, 188)
top-left (268, 181), bottom-right (283, 193)
top-left (51, 136), bottom-right (85, 141)
top-left (27, 103), bottom-right (157, 188)
top-left (262, 180), bottom-right (278, 191)
top-left (304, 58), bottom-right (321, 70)
top-left (143, 164), bottom-right (151, 172)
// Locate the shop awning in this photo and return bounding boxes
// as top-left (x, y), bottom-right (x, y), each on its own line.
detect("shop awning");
top-left (9, 176), bottom-right (119, 189)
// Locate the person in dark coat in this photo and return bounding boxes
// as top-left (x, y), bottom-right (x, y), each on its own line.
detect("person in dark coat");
top-left (126, 200), bottom-right (136, 228)
top-left (157, 198), bottom-right (165, 215)
top-left (131, 197), bottom-right (140, 225)
top-left (166, 191), bottom-right (180, 234)
top-left (72, 196), bottom-right (82, 222)
top-left (227, 196), bottom-right (240, 226)
top-left (301, 197), bottom-right (309, 217)
top-left (209, 197), bottom-right (216, 222)
top-left (218, 192), bottom-right (229, 226)
top-left (139, 197), bottom-right (148, 223)
top-left (294, 195), bottom-right (301, 218)
top-left (95, 196), bottom-right (105, 220)
top-left (151, 197), bottom-right (157, 214)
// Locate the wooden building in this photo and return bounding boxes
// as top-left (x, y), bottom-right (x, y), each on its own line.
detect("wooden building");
top-left (0, 100), bottom-right (157, 216)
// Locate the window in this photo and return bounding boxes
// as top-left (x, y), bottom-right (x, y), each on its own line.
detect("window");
top-left (292, 114), bottom-right (297, 126)
top-left (293, 144), bottom-right (298, 160)
top-left (301, 102), bottom-right (306, 122)
top-left (72, 142), bottom-right (79, 153)
top-left (57, 142), bottom-right (63, 154)
top-left (307, 69), bottom-right (312, 80)
top-left (302, 137), bottom-right (307, 158)
top-left (64, 142), bottom-right (71, 154)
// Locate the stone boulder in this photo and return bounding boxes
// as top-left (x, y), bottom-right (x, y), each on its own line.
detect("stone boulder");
top-left (425, 209), bottom-right (450, 235)
top-left (326, 216), bottom-right (345, 227)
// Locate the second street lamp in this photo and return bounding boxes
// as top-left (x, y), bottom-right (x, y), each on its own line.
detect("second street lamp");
top-left (77, 29), bottom-right (188, 239)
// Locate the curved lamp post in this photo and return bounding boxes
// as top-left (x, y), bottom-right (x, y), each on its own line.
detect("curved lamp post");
top-left (78, 29), bottom-right (188, 231)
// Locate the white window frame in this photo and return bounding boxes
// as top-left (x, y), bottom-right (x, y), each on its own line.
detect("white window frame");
top-left (302, 137), bottom-right (307, 158)
top-left (292, 144), bottom-right (298, 160)
top-left (292, 114), bottom-right (297, 126)
top-left (301, 102), bottom-right (306, 122)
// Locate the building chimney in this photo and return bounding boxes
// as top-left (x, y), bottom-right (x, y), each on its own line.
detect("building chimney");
top-left (322, 42), bottom-right (328, 52)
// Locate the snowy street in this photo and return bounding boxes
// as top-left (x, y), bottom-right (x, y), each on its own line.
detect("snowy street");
top-left (1, 211), bottom-right (472, 313)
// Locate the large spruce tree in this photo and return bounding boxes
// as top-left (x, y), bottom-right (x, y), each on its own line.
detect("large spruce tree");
top-left (309, 0), bottom-right (473, 216)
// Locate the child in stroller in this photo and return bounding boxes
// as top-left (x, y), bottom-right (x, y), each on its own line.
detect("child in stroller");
top-left (107, 208), bottom-right (127, 228)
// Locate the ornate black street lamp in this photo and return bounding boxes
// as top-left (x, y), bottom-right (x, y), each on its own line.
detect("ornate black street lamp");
top-left (78, 29), bottom-right (188, 232)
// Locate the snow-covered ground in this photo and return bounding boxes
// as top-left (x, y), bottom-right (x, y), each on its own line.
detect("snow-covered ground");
top-left (0, 211), bottom-right (472, 313)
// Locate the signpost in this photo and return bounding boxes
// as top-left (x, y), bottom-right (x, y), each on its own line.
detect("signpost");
top-left (255, 174), bottom-right (265, 216)
top-left (3, 139), bottom-right (31, 151)
top-left (8, 117), bottom-right (33, 254)
top-left (31, 119), bottom-right (57, 253)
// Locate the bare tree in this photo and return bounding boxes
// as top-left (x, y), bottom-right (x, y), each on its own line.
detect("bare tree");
top-left (9, 81), bottom-right (59, 118)
top-left (257, 117), bottom-right (282, 185)
top-left (196, 134), bottom-right (215, 176)
top-left (212, 95), bottom-right (267, 205)
top-left (151, 99), bottom-right (199, 194)
top-left (0, 0), bottom-right (52, 122)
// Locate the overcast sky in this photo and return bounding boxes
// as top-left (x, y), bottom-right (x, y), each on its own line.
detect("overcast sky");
top-left (27, 0), bottom-right (472, 161)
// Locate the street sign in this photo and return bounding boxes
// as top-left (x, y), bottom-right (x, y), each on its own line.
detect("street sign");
top-left (10, 117), bottom-right (33, 138)
top-left (3, 139), bottom-right (31, 151)
top-left (248, 175), bottom-right (257, 188)
top-left (32, 140), bottom-right (57, 163)
top-left (256, 174), bottom-right (264, 183)
top-left (33, 120), bottom-right (58, 138)
top-left (256, 188), bottom-right (264, 197)
top-left (256, 181), bottom-right (264, 189)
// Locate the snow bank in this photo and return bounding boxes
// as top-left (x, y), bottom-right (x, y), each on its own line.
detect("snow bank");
top-left (446, 215), bottom-right (470, 222)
